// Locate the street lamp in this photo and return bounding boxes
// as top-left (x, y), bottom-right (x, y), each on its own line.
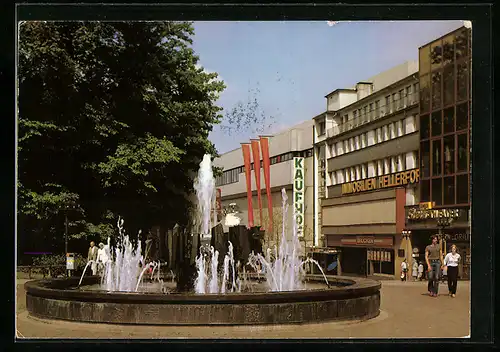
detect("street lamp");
top-left (437, 215), bottom-right (454, 254)
top-left (401, 229), bottom-right (412, 258)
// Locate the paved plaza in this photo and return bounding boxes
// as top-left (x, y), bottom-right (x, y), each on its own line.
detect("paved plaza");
top-left (16, 278), bottom-right (470, 339)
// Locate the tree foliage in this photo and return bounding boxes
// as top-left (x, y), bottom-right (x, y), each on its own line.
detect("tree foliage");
top-left (18, 21), bottom-right (225, 258)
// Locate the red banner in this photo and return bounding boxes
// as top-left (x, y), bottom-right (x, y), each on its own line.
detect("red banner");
top-left (216, 188), bottom-right (222, 221)
top-left (250, 139), bottom-right (263, 226)
top-left (241, 143), bottom-right (254, 228)
top-left (259, 136), bottom-right (273, 232)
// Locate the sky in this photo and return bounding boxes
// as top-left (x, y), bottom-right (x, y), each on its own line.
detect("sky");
top-left (191, 20), bottom-right (465, 155)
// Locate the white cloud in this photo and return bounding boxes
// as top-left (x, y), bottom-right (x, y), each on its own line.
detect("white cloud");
top-left (463, 20), bottom-right (472, 28)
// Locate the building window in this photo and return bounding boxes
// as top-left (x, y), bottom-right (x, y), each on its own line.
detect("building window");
top-left (375, 100), bottom-right (380, 118)
top-left (420, 74), bottom-right (431, 113)
top-left (337, 170), bottom-right (344, 184)
top-left (432, 139), bottom-right (442, 176)
top-left (456, 102), bottom-right (468, 131)
top-left (420, 44), bottom-right (431, 74)
top-left (349, 138), bottom-right (355, 152)
top-left (344, 140), bottom-right (349, 153)
top-left (331, 172), bottom-right (337, 185)
top-left (330, 144), bottom-right (336, 158)
top-left (336, 141), bottom-right (343, 155)
top-left (354, 136), bottom-right (360, 150)
top-left (432, 178), bottom-right (443, 206)
top-left (405, 85), bottom-right (412, 102)
top-left (431, 71), bottom-right (442, 110)
top-left (443, 64), bottom-right (454, 107)
top-left (391, 157), bottom-right (397, 173)
top-left (443, 107), bottom-right (455, 134)
top-left (420, 114), bottom-right (430, 139)
top-left (353, 110), bottom-right (357, 120)
top-left (389, 122), bottom-right (396, 139)
top-left (318, 121), bottom-right (326, 136)
top-left (456, 174), bottom-right (469, 204)
top-left (355, 166), bottom-right (361, 180)
top-left (360, 133), bottom-right (367, 148)
top-left (413, 82), bottom-right (419, 96)
top-left (457, 133), bottom-right (468, 172)
top-left (384, 158), bottom-right (391, 175)
top-left (421, 179), bottom-right (430, 202)
top-left (385, 95), bottom-right (391, 114)
top-left (431, 110), bottom-right (442, 137)
top-left (443, 176), bottom-right (455, 205)
top-left (443, 135), bottom-right (455, 175)
top-left (396, 120), bottom-right (403, 137)
top-left (420, 140), bottom-right (430, 178)
top-left (382, 125), bottom-right (389, 141)
top-left (455, 28), bottom-right (469, 61)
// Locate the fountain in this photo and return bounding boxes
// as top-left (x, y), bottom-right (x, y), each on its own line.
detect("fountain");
top-left (25, 154), bottom-right (381, 325)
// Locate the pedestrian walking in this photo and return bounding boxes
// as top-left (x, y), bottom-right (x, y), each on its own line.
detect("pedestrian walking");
top-left (87, 241), bottom-right (98, 275)
top-left (417, 262), bottom-right (424, 281)
top-left (444, 244), bottom-right (461, 298)
top-left (400, 259), bottom-right (408, 281)
top-left (412, 260), bottom-right (418, 281)
top-left (425, 235), bottom-right (443, 297)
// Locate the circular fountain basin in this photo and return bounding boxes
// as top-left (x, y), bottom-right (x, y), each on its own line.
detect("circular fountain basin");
top-left (25, 275), bottom-right (381, 325)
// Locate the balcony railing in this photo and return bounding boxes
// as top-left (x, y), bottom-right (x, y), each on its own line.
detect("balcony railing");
top-left (326, 92), bottom-right (419, 138)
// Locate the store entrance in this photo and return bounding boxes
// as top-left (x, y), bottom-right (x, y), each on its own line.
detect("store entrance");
top-left (340, 247), bottom-right (367, 276)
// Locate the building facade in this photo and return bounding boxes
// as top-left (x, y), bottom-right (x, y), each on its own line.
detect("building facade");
top-left (213, 120), bottom-right (314, 252)
top-left (405, 25), bottom-right (471, 279)
top-left (313, 61), bottom-right (421, 278)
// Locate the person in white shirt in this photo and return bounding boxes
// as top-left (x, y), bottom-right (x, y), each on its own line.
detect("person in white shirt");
top-left (96, 242), bottom-right (109, 276)
top-left (417, 262), bottom-right (424, 281)
top-left (444, 244), bottom-right (461, 297)
top-left (412, 260), bottom-right (418, 281)
top-left (400, 259), bottom-right (408, 281)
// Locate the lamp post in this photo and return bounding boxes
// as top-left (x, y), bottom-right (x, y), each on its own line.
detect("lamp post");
top-left (436, 216), bottom-right (453, 256)
top-left (401, 229), bottom-right (412, 280)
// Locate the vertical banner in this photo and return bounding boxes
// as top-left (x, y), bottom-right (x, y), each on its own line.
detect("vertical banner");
top-left (293, 157), bottom-right (305, 237)
top-left (241, 143), bottom-right (254, 228)
top-left (250, 139), bottom-right (263, 226)
top-left (259, 136), bottom-right (273, 232)
top-left (216, 188), bottom-right (222, 222)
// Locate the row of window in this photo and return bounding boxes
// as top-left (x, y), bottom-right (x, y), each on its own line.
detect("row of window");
top-left (329, 116), bottom-right (416, 158)
top-left (215, 149), bottom-right (313, 187)
top-left (419, 28), bottom-right (471, 114)
top-left (329, 151), bottom-right (418, 186)
top-left (420, 102), bottom-right (469, 140)
top-left (420, 133), bottom-right (469, 178)
top-left (340, 83), bottom-right (419, 126)
top-left (419, 28), bottom-right (470, 75)
top-left (420, 174), bottom-right (469, 206)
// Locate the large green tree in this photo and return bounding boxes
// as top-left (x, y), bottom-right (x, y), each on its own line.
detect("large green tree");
top-left (18, 21), bottom-right (225, 258)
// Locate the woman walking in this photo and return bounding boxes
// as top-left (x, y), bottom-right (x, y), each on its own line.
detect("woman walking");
top-left (444, 244), bottom-right (461, 297)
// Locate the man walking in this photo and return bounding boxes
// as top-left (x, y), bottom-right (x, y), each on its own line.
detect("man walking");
top-left (87, 241), bottom-right (98, 276)
top-left (425, 235), bottom-right (443, 297)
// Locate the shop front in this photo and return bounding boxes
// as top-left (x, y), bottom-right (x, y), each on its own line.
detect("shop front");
top-left (326, 235), bottom-right (395, 277)
top-left (405, 205), bottom-right (470, 280)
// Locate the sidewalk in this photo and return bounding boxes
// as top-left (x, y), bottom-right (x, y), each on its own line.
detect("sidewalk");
top-left (16, 278), bottom-right (470, 339)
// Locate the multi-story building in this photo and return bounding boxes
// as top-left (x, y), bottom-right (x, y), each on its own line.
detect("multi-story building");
top-left (213, 120), bottom-right (314, 252)
top-left (313, 61), bottom-right (420, 278)
top-left (405, 25), bottom-right (471, 279)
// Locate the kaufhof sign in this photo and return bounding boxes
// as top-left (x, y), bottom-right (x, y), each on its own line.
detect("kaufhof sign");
top-left (341, 168), bottom-right (420, 195)
top-left (293, 157), bottom-right (305, 237)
